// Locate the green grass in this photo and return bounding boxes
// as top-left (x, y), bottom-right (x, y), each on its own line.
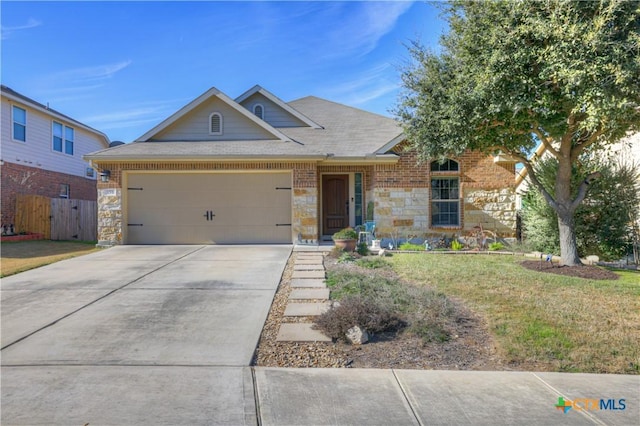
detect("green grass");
top-left (398, 242), bottom-right (425, 251)
top-left (388, 254), bottom-right (640, 374)
top-left (1, 240), bottom-right (100, 277)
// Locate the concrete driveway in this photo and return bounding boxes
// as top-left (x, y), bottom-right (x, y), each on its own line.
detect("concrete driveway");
top-left (1, 245), bottom-right (291, 425)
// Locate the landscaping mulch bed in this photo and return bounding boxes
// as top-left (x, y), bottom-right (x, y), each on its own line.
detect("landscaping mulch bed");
top-left (252, 253), bottom-right (514, 370)
top-left (520, 260), bottom-right (619, 280)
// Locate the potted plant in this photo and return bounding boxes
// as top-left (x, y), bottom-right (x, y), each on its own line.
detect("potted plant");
top-left (332, 227), bottom-right (358, 252)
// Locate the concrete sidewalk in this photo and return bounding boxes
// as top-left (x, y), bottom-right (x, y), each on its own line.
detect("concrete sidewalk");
top-left (254, 368), bottom-right (639, 426)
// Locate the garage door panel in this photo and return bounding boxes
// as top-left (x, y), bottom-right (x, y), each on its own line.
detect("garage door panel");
top-left (126, 172), bottom-right (292, 244)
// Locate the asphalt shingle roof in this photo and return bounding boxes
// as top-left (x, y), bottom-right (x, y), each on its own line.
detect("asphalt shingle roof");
top-left (85, 93), bottom-right (403, 161)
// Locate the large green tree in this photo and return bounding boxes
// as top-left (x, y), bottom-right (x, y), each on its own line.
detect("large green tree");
top-left (395, 0), bottom-right (640, 266)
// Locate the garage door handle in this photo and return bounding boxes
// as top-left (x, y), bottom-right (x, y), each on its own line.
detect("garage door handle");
top-left (276, 223), bottom-right (292, 227)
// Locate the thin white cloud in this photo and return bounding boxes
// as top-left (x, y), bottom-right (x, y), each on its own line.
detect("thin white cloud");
top-left (50, 60), bottom-right (133, 85)
top-left (35, 60), bottom-right (133, 105)
top-left (1, 18), bottom-right (42, 40)
top-left (80, 98), bottom-right (189, 137)
top-left (325, 63), bottom-right (400, 106)
top-left (323, 2), bottom-right (414, 59)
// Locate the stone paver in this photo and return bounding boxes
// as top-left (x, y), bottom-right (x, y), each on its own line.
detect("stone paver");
top-left (290, 279), bottom-right (326, 288)
top-left (289, 288), bottom-right (330, 300)
top-left (293, 264), bottom-right (324, 271)
top-left (284, 303), bottom-right (330, 317)
top-left (291, 270), bottom-right (325, 279)
top-left (276, 324), bottom-right (331, 342)
top-left (294, 259), bottom-right (324, 265)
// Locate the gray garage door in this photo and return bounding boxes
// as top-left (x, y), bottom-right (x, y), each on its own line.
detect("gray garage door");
top-left (126, 172), bottom-right (292, 244)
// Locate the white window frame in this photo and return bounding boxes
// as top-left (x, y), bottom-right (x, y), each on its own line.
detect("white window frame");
top-left (253, 104), bottom-right (264, 120)
top-left (209, 112), bottom-right (223, 135)
top-left (430, 177), bottom-right (461, 227)
top-left (59, 184), bottom-right (70, 199)
top-left (12, 105), bottom-right (26, 142)
top-left (52, 121), bottom-right (74, 156)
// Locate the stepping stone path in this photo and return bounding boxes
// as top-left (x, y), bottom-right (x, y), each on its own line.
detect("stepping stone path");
top-left (276, 250), bottom-right (332, 342)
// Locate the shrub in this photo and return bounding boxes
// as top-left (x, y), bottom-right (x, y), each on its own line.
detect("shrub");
top-left (356, 242), bottom-right (369, 256)
top-left (337, 252), bottom-right (356, 263)
top-left (451, 239), bottom-right (464, 251)
top-left (332, 227), bottom-right (358, 241)
top-left (488, 242), bottom-right (504, 251)
top-left (522, 155), bottom-right (640, 260)
top-left (398, 242), bottom-right (425, 251)
top-left (324, 268), bottom-right (457, 343)
top-left (314, 296), bottom-right (405, 340)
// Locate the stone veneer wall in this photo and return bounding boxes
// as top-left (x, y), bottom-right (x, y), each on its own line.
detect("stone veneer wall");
top-left (372, 147), bottom-right (517, 239)
top-left (95, 161), bottom-right (319, 245)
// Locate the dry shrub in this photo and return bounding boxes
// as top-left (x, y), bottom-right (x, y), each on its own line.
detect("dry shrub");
top-left (314, 296), bottom-right (405, 340)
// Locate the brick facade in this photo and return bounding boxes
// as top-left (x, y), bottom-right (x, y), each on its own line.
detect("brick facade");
top-left (1, 161), bottom-right (97, 226)
top-left (372, 148), bottom-right (516, 239)
top-left (92, 149), bottom-right (517, 245)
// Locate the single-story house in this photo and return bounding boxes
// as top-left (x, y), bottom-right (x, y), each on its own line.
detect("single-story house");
top-left (85, 85), bottom-right (517, 246)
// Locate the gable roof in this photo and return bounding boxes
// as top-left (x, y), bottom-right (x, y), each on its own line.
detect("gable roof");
top-left (235, 85), bottom-right (323, 129)
top-left (136, 86), bottom-right (293, 142)
top-left (1, 85), bottom-right (110, 147)
top-left (85, 86), bottom-right (404, 163)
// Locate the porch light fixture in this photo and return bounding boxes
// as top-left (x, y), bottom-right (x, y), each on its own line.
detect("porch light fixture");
top-left (100, 170), bottom-right (111, 182)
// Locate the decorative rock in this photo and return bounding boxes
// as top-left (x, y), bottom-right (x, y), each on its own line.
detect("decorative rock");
top-left (345, 325), bottom-right (369, 345)
top-left (378, 249), bottom-right (386, 257)
top-left (585, 255), bottom-right (599, 265)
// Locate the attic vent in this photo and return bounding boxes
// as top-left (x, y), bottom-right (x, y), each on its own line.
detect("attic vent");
top-left (209, 112), bottom-right (223, 135)
top-left (253, 104), bottom-right (264, 120)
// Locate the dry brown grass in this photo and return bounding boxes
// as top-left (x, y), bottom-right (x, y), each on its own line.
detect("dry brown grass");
top-left (1, 240), bottom-right (100, 277)
top-left (389, 254), bottom-right (640, 374)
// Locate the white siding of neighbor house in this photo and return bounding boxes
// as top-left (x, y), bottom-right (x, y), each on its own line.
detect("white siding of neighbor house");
top-left (239, 93), bottom-right (308, 128)
top-left (1, 96), bottom-right (107, 179)
top-left (150, 96), bottom-right (276, 141)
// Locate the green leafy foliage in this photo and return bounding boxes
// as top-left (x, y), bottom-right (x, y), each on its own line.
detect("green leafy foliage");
top-left (488, 242), bottom-right (505, 251)
top-left (356, 242), bottom-right (369, 256)
top-left (522, 156), bottom-right (640, 260)
top-left (398, 242), bottom-right (425, 251)
top-left (332, 227), bottom-right (357, 241)
top-left (395, 0), bottom-right (640, 265)
top-left (451, 239), bottom-right (464, 251)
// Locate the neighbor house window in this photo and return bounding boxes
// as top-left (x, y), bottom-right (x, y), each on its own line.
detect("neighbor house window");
top-left (209, 112), bottom-right (223, 135)
top-left (53, 121), bottom-right (74, 155)
top-left (253, 104), bottom-right (264, 120)
top-left (431, 178), bottom-right (460, 227)
top-left (12, 106), bottom-right (26, 142)
top-left (59, 184), bottom-right (70, 199)
top-left (86, 167), bottom-right (95, 178)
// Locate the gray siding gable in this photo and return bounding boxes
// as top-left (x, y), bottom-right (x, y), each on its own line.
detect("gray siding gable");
top-left (150, 97), bottom-right (276, 142)
top-left (239, 92), bottom-right (309, 128)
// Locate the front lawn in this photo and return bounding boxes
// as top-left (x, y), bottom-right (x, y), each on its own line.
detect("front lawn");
top-left (388, 254), bottom-right (640, 374)
top-left (0, 240), bottom-right (100, 277)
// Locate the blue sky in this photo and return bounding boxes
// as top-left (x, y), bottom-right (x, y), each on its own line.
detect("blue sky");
top-left (2, 1), bottom-right (445, 142)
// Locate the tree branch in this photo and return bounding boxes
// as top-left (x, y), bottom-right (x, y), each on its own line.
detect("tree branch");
top-left (521, 159), bottom-right (558, 212)
top-left (571, 129), bottom-right (603, 163)
top-left (571, 171), bottom-right (602, 211)
top-left (532, 126), bottom-right (560, 158)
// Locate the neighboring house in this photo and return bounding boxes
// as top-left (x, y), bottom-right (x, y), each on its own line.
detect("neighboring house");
top-left (515, 132), bottom-right (640, 205)
top-left (1, 85), bottom-right (110, 228)
top-left (84, 85), bottom-right (517, 246)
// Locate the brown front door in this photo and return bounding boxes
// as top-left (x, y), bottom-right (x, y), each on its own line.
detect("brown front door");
top-left (322, 174), bottom-right (349, 236)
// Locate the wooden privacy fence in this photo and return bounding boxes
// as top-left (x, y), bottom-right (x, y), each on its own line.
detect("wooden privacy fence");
top-left (15, 194), bottom-right (97, 241)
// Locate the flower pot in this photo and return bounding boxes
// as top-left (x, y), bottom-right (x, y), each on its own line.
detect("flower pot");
top-left (334, 238), bottom-right (357, 252)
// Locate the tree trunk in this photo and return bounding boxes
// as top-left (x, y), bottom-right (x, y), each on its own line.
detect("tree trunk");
top-left (557, 209), bottom-right (582, 266)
